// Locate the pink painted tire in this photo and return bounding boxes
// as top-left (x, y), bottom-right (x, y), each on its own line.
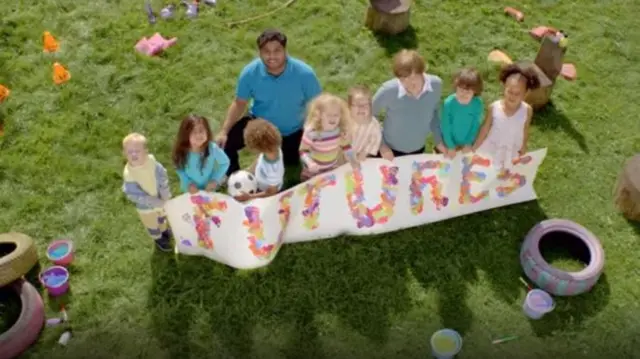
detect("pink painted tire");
top-left (520, 219), bottom-right (605, 296)
top-left (0, 279), bottom-right (45, 359)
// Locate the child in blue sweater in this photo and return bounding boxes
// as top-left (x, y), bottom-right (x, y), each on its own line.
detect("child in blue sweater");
top-left (172, 115), bottom-right (230, 194)
top-left (439, 68), bottom-right (484, 156)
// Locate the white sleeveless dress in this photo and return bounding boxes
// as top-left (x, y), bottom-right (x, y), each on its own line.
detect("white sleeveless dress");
top-left (477, 100), bottom-right (528, 168)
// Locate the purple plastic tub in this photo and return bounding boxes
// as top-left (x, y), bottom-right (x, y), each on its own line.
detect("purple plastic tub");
top-left (39, 265), bottom-right (70, 297)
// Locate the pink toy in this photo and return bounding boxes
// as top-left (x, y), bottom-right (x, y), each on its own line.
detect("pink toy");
top-left (135, 33), bottom-right (177, 56)
top-left (46, 238), bottom-right (74, 266)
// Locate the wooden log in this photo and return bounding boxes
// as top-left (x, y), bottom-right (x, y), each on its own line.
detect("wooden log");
top-left (614, 154), bottom-right (640, 222)
top-left (517, 60), bottom-right (554, 110)
top-left (365, 0), bottom-right (412, 35)
top-left (534, 36), bottom-right (566, 82)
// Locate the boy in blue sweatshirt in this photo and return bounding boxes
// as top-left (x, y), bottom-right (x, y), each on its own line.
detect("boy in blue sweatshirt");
top-left (122, 133), bottom-right (173, 252)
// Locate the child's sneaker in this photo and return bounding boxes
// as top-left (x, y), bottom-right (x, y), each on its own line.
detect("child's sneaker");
top-left (155, 230), bottom-right (173, 252)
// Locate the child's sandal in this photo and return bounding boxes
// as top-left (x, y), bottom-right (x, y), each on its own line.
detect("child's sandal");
top-left (160, 4), bottom-right (176, 19)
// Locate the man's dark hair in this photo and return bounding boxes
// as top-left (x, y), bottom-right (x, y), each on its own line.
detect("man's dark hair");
top-left (257, 29), bottom-right (287, 49)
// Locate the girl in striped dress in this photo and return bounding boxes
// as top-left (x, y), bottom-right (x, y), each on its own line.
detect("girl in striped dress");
top-left (299, 93), bottom-right (360, 181)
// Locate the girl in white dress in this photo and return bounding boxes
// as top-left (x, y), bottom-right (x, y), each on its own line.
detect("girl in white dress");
top-left (473, 64), bottom-right (540, 168)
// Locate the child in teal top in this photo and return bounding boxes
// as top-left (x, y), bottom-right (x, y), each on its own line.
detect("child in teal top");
top-left (440, 68), bottom-right (485, 155)
top-left (172, 114), bottom-right (230, 194)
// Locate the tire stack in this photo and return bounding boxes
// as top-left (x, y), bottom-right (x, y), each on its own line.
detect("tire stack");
top-left (0, 232), bottom-right (45, 359)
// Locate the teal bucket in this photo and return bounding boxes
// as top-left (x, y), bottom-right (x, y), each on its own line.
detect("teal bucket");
top-left (430, 329), bottom-right (462, 359)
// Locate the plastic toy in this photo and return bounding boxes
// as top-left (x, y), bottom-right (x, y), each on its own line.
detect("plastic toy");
top-left (430, 329), bottom-right (462, 359)
top-left (522, 289), bottom-right (555, 319)
top-left (39, 265), bottom-right (70, 297)
top-left (227, 170), bottom-right (258, 197)
top-left (181, 0), bottom-right (199, 18)
top-left (504, 7), bottom-right (523, 22)
top-left (0, 84), bottom-right (9, 103)
top-left (135, 33), bottom-right (178, 56)
top-left (160, 4), bottom-right (176, 19)
top-left (145, 1), bottom-right (157, 24)
top-left (46, 239), bottom-right (74, 266)
top-left (53, 63), bottom-right (70, 85)
top-left (43, 31), bottom-right (59, 53)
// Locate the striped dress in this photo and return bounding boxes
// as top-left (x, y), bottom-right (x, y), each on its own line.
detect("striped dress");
top-left (299, 127), bottom-right (353, 178)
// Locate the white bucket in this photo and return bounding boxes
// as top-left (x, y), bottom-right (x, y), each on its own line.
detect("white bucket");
top-left (430, 329), bottom-right (462, 359)
top-left (522, 289), bottom-right (555, 319)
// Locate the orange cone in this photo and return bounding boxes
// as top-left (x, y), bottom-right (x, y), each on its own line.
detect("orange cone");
top-left (53, 63), bottom-right (70, 84)
top-left (0, 84), bottom-right (9, 103)
top-left (43, 31), bottom-right (59, 53)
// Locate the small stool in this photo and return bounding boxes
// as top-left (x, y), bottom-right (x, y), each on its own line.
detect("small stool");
top-left (364, 0), bottom-right (412, 35)
top-left (614, 154), bottom-right (640, 222)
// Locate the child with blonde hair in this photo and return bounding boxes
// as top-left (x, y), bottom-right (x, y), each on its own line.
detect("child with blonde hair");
top-left (347, 85), bottom-right (387, 161)
top-left (473, 64), bottom-right (540, 168)
top-left (299, 93), bottom-right (360, 180)
top-left (440, 67), bottom-right (485, 157)
top-left (121, 133), bottom-right (173, 252)
top-left (233, 118), bottom-right (285, 202)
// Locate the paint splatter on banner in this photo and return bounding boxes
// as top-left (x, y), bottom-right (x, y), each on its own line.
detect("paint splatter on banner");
top-left (164, 149), bottom-right (547, 269)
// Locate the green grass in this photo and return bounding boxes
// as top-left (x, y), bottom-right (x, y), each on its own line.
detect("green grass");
top-left (1, 0), bottom-right (639, 358)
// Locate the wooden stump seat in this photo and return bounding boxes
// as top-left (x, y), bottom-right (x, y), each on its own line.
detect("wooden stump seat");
top-left (524, 36), bottom-right (567, 110)
top-left (614, 154), bottom-right (640, 222)
top-left (365, 0), bottom-right (412, 35)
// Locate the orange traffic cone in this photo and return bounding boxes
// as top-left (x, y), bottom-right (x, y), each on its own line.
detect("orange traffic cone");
top-left (0, 84), bottom-right (9, 103)
top-left (43, 31), bottom-right (59, 53)
top-left (53, 63), bottom-right (70, 84)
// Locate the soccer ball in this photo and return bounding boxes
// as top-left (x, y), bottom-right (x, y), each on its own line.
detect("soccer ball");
top-left (227, 170), bottom-right (258, 197)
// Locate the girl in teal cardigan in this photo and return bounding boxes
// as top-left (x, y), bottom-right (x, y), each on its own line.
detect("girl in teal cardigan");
top-left (440, 68), bottom-right (485, 156)
top-left (172, 115), bottom-right (230, 194)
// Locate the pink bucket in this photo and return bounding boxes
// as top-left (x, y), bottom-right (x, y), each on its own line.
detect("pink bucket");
top-left (40, 266), bottom-right (70, 297)
top-left (46, 239), bottom-right (74, 266)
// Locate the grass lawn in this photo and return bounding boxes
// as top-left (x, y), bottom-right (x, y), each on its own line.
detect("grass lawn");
top-left (1, 0), bottom-right (640, 358)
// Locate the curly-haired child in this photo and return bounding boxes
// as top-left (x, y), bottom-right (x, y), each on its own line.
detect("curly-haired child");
top-left (473, 64), bottom-right (541, 168)
top-left (121, 133), bottom-right (173, 252)
top-left (172, 114), bottom-right (230, 194)
top-left (440, 67), bottom-right (484, 157)
top-left (233, 118), bottom-right (285, 202)
top-left (299, 93), bottom-right (360, 181)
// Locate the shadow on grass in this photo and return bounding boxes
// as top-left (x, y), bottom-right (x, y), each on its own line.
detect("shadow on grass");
top-left (533, 101), bottom-right (589, 153)
top-left (373, 25), bottom-right (418, 57)
top-left (627, 218), bottom-right (640, 236)
top-left (144, 196), bottom-right (609, 357)
top-left (529, 273), bottom-right (610, 337)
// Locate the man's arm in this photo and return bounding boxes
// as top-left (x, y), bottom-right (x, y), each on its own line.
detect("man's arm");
top-left (430, 106), bottom-right (446, 152)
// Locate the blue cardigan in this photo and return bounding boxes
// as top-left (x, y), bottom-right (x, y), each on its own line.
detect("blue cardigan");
top-left (176, 142), bottom-right (230, 192)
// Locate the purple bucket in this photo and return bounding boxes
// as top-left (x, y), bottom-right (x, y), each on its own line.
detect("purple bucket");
top-left (39, 266), bottom-right (70, 297)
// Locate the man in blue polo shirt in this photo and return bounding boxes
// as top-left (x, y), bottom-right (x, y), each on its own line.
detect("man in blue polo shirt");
top-left (215, 29), bottom-right (322, 175)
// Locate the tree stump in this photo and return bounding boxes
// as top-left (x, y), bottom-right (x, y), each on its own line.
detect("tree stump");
top-left (523, 36), bottom-right (566, 110)
top-left (365, 0), bottom-right (412, 35)
top-left (517, 60), bottom-right (553, 110)
top-left (614, 154), bottom-right (640, 222)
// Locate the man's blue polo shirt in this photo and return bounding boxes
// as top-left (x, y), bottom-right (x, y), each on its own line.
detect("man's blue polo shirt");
top-left (236, 56), bottom-right (322, 136)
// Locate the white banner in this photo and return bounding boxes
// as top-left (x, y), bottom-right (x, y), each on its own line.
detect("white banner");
top-left (164, 149), bottom-right (547, 269)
